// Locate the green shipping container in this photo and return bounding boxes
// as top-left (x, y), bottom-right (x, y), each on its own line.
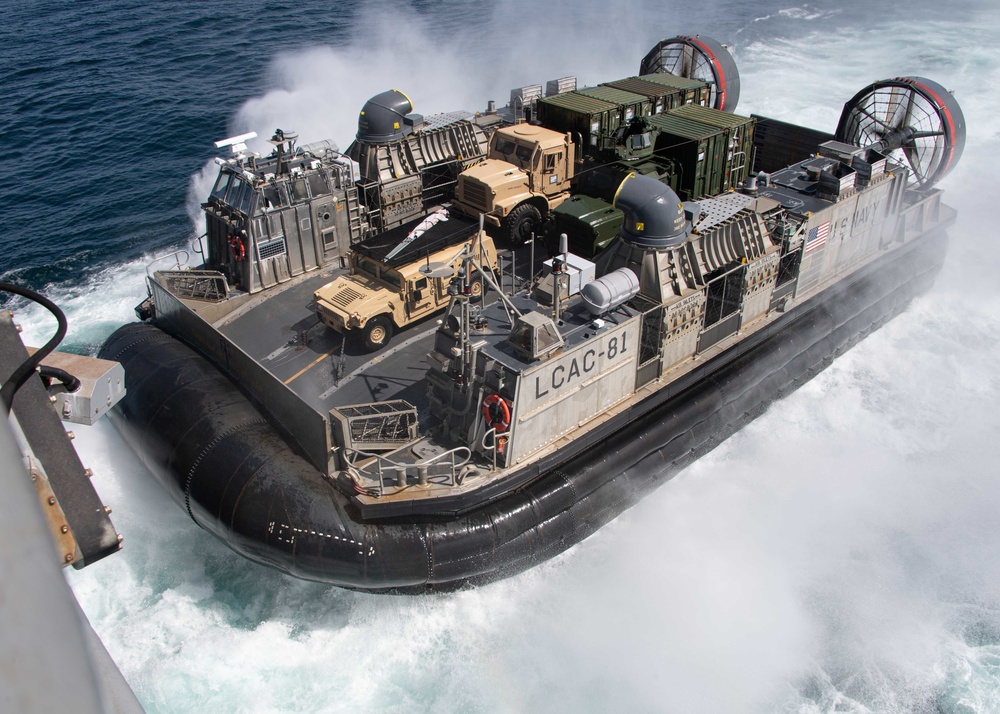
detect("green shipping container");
top-left (638, 73), bottom-right (713, 108)
top-left (575, 86), bottom-right (651, 124)
top-left (667, 104), bottom-right (756, 191)
top-left (647, 112), bottom-right (729, 200)
top-left (604, 76), bottom-right (704, 115)
top-left (536, 92), bottom-right (621, 150)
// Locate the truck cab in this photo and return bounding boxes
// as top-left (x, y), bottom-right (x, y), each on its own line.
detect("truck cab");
top-left (452, 124), bottom-right (574, 244)
top-left (313, 209), bottom-right (499, 352)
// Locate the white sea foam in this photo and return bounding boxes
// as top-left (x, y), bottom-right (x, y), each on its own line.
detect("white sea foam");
top-left (11, 256), bottom-right (152, 355)
top-left (228, 0), bottom-right (646, 152)
top-left (56, 2), bottom-right (1000, 713)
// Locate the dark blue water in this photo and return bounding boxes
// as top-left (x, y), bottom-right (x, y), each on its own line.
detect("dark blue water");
top-left (1, 2), bottom-right (353, 288)
top-left (4, 1), bottom-right (1000, 712)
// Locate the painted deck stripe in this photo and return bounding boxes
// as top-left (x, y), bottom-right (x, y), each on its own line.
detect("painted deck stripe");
top-left (283, 350), bottom-right (333, 385)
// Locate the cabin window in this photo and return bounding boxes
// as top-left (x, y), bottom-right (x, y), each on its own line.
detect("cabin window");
top-left (322, 228), bottom-right (337, 250)
top-left (494, 137), bottom-right (516, 155)
top-left (257, 237), bottom-right (287, 261)
top-left (630, 133), bottom-right (651, 150)
top-left (414, 277), bottom-right (427, 291)
top-left (238, 184), bottom-right (255, 213)
top-left (308, 173), bottom-right (329, 198)
top-left (535, 322), bottom-right (562, 353)
top-left (222, 177), bottom-right (241, 206)
top-left (543, 152), bottom-right (561, 173)
top-left (229, 180), bottom-right (253, 213)
top-left (381, 268), bottom-right (403, 289)
top-left (508, 323), bottom-right (532, 352)
top-left (262, 185), bottom-right (282, 210)
top-left (514, 144), bottom-right (534, 167)
top-left (291, 178), bottom-right (309, 202)
top-left (356, 256), bottom-right (379, 278)
top-left (211, 173), bottom-right (232, 200)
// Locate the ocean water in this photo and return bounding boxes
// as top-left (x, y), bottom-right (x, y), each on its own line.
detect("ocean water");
top-left (3, 1), bottom-right (1000, 712)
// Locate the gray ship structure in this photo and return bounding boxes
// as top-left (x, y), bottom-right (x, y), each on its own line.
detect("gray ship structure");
top-left (100, 37), bottom-right (965, 590)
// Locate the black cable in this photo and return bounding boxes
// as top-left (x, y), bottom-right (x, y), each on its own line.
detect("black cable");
top-left (0, 281), bottom-right (68, 414)
top-left (39, 365), bottom-right (81, 393)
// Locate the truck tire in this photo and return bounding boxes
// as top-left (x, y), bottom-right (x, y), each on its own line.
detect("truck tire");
top-left (504, 203), bottom-right (542, 246)
top-left (469, 270), bottom-right (485, 303)
top-left (361, 315), bottom-right (394, 352)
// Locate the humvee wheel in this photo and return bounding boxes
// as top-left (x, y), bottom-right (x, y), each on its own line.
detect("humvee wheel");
top-left (362, 315), bottom-right (394, 352)
top-left (468, 271), bottom-right (485, 303)
top-left (505, 203), bottom-right (542, 246)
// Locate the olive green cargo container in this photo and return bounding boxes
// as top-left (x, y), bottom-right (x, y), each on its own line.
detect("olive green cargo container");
top-left (669, 104), bottom-right (755, 192)
top-left (603, 75), bottom-right (709, 115)
top-left (575, 86), bottom-right (651, 124)
top-left (536, 92), bottom-right (621, 150)
top-left (647, 113), bottom-right (729, 200)
top-left (548, 194), bottom-right (624, 257)
top-left (638, 73), bottom-right (712, 107)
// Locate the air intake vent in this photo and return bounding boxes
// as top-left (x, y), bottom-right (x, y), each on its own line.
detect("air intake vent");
top-left (331, 287), bottom-right (365, 307)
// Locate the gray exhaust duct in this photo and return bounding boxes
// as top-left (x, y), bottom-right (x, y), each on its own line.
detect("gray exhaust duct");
top-left (357, 89), bottom-right (414, 143)
top-left (613, 173), bottom-right (689, 249)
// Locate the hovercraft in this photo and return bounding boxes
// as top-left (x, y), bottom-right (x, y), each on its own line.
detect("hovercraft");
top-left (102, 39), bottom-right (963, 591)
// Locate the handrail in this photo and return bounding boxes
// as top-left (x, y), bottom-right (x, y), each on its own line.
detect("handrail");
top-left (146, 249), bottom-right (191, 277)
top-left (191, 233), bottom-right (207, 257)
top-left (343, 445), bottom-right (473, 496)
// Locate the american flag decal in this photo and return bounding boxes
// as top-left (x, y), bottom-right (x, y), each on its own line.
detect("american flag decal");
top-left (805, 221), bottom-right (830, 253)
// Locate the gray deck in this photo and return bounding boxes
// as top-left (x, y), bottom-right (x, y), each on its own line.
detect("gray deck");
top-left (216, 270), bottom-right (436, 415)
top-left (214, 243), bottom-right (540, 417)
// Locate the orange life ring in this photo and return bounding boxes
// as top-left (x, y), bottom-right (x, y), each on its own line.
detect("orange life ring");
top-left (482, 393), bottom-right (511, 433)
top-left (229, 235), bottom-right (245, 262)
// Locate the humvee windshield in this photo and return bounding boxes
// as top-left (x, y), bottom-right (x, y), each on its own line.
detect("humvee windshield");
top-left (356, 256), bottom-right (380, 279)
top-left (381, 268), bottom-right (403, 289)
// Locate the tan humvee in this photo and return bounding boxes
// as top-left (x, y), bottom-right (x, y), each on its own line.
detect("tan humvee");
top-left (313, 211), bottom-right (499, 352)
top-left (452, 123), bottom-right (575, 244)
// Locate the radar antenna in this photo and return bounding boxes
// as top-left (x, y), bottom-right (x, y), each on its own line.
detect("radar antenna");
top-left (836, 77), bottom-right (965, 189)
top-left (214, 131), bottom-right (257, 166)
top-left (268, 128), bottom-right (299, 176)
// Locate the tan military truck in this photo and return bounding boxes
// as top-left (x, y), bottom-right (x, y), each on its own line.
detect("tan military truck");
top-left (451, 123), bottom-right (575, 244)
top-left (313, 209), bottom-right (499, 352)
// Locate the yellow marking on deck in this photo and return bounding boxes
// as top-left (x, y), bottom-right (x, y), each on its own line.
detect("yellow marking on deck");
top-left (283, 351), bottom-right (333, 385)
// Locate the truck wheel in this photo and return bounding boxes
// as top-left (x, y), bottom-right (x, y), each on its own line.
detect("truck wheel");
top-left (361, 316), bottom-right (394, 352)
top-left (468, 271), bottom-right (485, 303)
top-left (505, 204), bottom-right (542, 246)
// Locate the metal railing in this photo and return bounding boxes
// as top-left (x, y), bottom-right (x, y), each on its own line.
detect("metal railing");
top-left (157, 270), bottom-right (229, 303)
top-left (342, 445), bottom-right (473, 497)
top-left (146, 248), bottom-right (192, 276)
top-left (145, 234), bottom-right (208, 276)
